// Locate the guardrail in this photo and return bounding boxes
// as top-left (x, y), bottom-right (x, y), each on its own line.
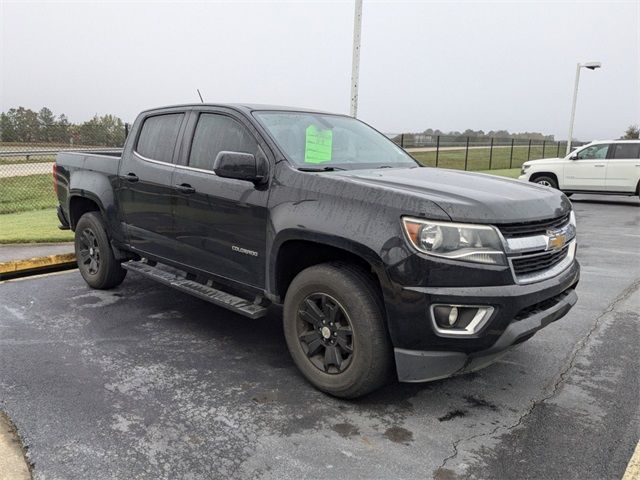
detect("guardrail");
top-left (0, 147), bottom-right (123, 160)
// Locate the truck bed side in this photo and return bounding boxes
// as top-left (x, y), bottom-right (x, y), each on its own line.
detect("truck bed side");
top-left (54, 151), bottom-right (125, 244)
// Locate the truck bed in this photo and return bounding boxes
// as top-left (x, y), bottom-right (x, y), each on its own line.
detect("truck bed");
top-left (56, 151), bottom-right (121, 176)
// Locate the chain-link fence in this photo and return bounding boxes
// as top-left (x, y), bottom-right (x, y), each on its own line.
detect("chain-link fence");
top-left (1, 125), bottom-right (585, 243)
top-left (389, 133), bottom-right (587, 171)
top-left (0, 125), bottom-right (126, 243)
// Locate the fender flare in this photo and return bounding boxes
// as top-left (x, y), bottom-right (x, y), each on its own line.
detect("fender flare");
top-left (268, 228), bottom-right (392, 300)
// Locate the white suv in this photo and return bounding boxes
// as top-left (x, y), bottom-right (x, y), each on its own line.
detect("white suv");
top-left (519, 140), bottom-right (640, 197)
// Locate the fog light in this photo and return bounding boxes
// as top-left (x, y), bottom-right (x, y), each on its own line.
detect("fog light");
top-left (431, 305), bottom-right (494, 336)
top-left (448, 306), bottom-right (458, 326)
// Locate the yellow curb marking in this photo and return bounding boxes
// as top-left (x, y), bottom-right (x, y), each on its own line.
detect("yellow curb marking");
top-left (623, 441), bottom-right (640, 480)
top-left (0, 253), bottom-right (76, 275)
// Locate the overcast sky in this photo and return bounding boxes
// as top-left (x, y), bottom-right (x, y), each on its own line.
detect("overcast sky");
top-left (1, 0), bottom-right (638, 140)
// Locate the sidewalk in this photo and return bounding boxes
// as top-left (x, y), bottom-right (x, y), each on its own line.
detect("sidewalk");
top-left (0, 242), bottom-right (75, 278)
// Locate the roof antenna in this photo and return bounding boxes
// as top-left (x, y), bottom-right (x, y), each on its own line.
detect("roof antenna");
top-left (196, 89), bottom-right (204, 103)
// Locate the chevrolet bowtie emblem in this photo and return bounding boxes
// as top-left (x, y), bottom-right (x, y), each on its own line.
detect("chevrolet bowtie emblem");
top-left (546, 230), bottom-right (566, 251)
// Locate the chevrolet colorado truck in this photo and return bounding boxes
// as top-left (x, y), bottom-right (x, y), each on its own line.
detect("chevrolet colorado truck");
top-left (54, 104), bottom-right (579, 398)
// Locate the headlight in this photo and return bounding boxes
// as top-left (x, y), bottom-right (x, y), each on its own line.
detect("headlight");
top-left (521, 164), bottom-right (531, 175)
top-left (402, 217), bottom-right (506, 265)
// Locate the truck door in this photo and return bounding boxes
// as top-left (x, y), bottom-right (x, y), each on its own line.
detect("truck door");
top-left (116, 111), bottom-right (186, 260)
top-left (606, 143), bottom-right (640, 192)
top-left (171, 110), bottom-right (270, 288)
top-left (563, 143), bottom-right (610, 191)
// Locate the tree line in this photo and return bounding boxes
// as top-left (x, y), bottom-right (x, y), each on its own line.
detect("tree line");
top-left (0, 107), bottom-right (127, 147)
top-left (417, 128), bottom-right (556, 141)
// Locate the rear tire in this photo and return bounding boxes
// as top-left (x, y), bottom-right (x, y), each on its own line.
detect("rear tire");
top-left (74, 212), bottom-right (127, 289)
top-left (283, 262), bottom-right (393, 399)
top-left (532, 175), bottom-right (558, 189)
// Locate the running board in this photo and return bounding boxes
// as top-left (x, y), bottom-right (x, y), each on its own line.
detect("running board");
top-left (122, 260), bottom-right (268, 319)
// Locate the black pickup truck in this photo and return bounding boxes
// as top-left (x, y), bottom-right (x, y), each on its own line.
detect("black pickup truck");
top-left (54, 104), bottom-right (579, 398)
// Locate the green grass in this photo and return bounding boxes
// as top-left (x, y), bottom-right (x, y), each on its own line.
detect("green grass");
top-left (477, 168), bottom-right (521, 179)
top-left (0, 174), bottom-right (57, 214)
top-left (0, 164), bottom-right (521, 243)
top-left (0, 208), bottom-right (73, 243)
top-left (409, 145), bottom-right (561, 171)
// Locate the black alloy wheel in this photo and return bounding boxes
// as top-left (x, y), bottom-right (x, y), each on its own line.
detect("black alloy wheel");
top-left (296, 293), bottom-right (354, 374)
top-left (74, 212), bottom-right (127, 289)
top-left (78, 228), bottom-right (101, 275)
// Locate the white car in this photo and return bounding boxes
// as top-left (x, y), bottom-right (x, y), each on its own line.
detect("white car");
top-left (519, 140), bottom-right (640, 197)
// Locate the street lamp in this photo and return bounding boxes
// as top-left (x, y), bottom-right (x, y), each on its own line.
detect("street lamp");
top-left (566, 61), bottom-right (602, 155)
top-left (350, 0), bottom-right (363, 117)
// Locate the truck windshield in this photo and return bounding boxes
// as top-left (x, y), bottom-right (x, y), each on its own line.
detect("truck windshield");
top-left (253, 111), bottom-right (418, 170)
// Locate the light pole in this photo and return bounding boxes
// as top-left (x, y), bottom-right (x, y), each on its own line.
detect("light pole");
top-left (566, 61), bottom-right (602, 155)
top-left (350, 0), bottom-right (363, 117)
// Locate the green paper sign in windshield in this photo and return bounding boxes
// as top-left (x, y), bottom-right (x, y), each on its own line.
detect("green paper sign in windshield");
top-left (304, 125), bottom-right (333, 164)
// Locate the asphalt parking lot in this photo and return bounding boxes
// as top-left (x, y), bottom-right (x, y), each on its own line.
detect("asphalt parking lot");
top-left (1, 194), bottom-right (638, 480)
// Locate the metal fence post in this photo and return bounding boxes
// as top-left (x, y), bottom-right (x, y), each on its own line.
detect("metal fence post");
top-left (435, 135), bottom-right (440, 167)
top-left (124, 123), bottom-right (129, 138)
top-left (400, 134), bottom-right (404, 148)
top-left (489, 137), bottom-right (494, 170)
top-left (527, 139), bottom-right (532, 161)
top-left (542, 140), bottom-right (546, 158)
top-left (464, 136), bottom-right (469, 170)
top-left (509, 138), bottom-right (514, 168)
top-left (556, 141), bottom-right (560, 157)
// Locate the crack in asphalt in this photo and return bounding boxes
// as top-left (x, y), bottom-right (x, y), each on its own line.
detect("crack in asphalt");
top-left (434, 277), bottom-right (640, 479)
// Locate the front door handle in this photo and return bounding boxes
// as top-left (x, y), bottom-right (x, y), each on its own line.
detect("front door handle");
top-left (594, 164), bottom-right (605, 168)
top-left (124, 172), bottom-right (139, 182)
top-left (175, 183), bottom-right (196, 194)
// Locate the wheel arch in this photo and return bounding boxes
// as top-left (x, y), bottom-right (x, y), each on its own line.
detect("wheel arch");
top-left (269, 230), bottom-right (390, 305)
top-left (68, 194), bottom-right (104, 230)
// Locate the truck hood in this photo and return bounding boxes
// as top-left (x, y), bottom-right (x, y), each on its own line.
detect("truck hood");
top-left (523, 157), bottom-right (564, 167)
top-left (338, 167), bottom-right (571, 224)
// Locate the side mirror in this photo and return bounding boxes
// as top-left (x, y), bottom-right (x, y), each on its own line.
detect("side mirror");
top-left (569, 154), bottom-right (578, 160)
top-left (213, 151), bottom-right (268, 184)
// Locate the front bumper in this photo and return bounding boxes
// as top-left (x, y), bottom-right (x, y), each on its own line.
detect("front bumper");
top-left (393, 260), bottom-right (579, 382)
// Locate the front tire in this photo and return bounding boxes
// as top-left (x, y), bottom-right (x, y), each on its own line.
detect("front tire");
top-left (74, 212), bottom-right (127, 289)
top-left (283, 262), bottom-right (393, 398)
top-left (532, 175), bottom-right (558, 189)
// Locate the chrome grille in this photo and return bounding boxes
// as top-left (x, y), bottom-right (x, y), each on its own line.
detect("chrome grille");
top-left (497, 213), bottom-right (571, 238)
top-left (511, 244), bottom-right (570, 276)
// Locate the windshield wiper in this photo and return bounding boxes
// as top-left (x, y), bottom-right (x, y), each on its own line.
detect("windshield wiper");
top-left (297, 166), bottom-right (347, 172)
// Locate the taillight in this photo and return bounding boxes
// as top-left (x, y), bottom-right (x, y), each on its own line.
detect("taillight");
top-left (52, 163), bottom-right (58, 194)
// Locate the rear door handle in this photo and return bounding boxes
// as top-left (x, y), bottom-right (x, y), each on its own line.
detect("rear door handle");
top-left (124, 172), bottom-right (139, 182)
top-left (175, 183), bottom-right (196, 194)
top-left (594, 164), bottom-right (605, 168)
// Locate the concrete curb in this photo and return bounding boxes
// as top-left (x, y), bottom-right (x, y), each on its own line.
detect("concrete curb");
top-left (623, 442), bottom-right (640, 480)
top-left (0, 253), bottom-right (76, 279)
top-left (0, 412), bottom-right (31, 480)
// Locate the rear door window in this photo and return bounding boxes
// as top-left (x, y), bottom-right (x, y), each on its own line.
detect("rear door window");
top-left (611, 143), bottom-right (640, 159)
top-left (189, 114), bottom-right (258, 171)
top-left (136, 113), bottom-right (184, 163)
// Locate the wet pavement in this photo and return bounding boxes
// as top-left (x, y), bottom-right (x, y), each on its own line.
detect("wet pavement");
top-left (0, 194), bottom-right (638, 479)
